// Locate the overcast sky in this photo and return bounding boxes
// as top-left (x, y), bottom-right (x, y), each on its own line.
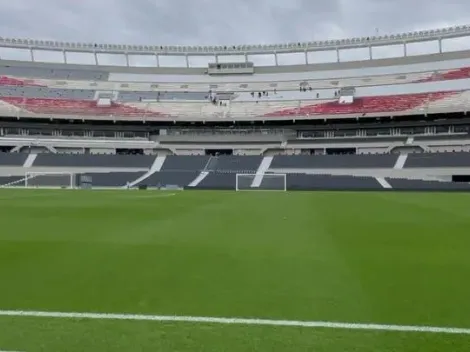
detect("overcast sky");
top-left (0, 0), bottom-right (470, 66)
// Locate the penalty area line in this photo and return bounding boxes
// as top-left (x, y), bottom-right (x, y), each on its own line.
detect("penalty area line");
top-left (0, 310), bottom-right (469, 335)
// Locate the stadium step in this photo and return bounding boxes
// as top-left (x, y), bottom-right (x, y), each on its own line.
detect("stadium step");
top-left (23, 153), bottom-right (37, 168)
top-left (251, 156), bottom-right (274, 188)
top-left (126, 155), bottom-right (166, 188)
top-left (394, 154), bottom-right (408, 169)
top-left (188, 171), bottom-right (210, 187)
top-left (376, 177), bottom-right (392, 189)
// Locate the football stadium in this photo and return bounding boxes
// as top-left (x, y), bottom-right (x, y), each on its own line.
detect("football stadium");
top-left (1, 10), bottom-right (470, 351)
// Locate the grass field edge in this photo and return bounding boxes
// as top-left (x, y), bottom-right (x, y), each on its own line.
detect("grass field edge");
top-left (1, 310), bottom-right (470, 335)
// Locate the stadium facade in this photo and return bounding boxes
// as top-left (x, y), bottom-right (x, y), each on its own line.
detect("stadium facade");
top-left (1, 26), bottom-right (470, 191)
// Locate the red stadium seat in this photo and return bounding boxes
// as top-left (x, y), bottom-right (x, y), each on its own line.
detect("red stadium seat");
top-left (0, 76), bottom-right (44, 86)
top-left (0, 97), bottom-right (165, 117)
top-left (416, 67), bottom-right (470, 82)
top-left (264, 91), bottom-right (456, 117)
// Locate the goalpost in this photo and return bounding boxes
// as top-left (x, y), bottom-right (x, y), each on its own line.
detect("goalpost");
top-left (24, 172), bottom-right (76, 189)
top-left (235, 173), bottom-right (287, 191)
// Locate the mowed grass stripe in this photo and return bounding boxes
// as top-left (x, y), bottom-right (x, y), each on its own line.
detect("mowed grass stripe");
top-left (1, 310), bottom-right (470, 335)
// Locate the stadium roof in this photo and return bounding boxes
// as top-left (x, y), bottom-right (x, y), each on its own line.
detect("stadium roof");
top-left (1, 25), bottom-right (470, 56)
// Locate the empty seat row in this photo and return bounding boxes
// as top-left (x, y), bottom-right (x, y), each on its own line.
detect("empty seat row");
top-left (0, 97), bottom-right (165, 117)
top-left (386, 178), bottom-right (470, 190)
top-left (265, 92), bottom-right (457, 117)
top-left (0, 67), bottom-right (108, 81)
top-left (415, 67), bottom-right (470, 83)
top-left (0, 153), bottom-right (28, 166)
top-left (405, 152), bottom-right (470, 168)
top-left (0, 86), bottom-right (209, 101)
top-left (271, 154), bottom-right (398, 169)
top-left (34, 154), bottom-right (155, 168)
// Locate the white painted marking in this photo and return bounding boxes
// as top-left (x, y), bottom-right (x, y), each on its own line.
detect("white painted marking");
top-left (394, 154), bottom-right (408, 169)
top-left (251, 156), bottom-right (274, 188)
top-left (127, 155), bottom-right (167, 188)
top-left (188, 171), bottom-right (209, 187)
top-left (124, 193), bottom-right (176, 199)
top-left (153, 193), bottom-right (176, 198)
top-left (0, 310), bottom-right (469, 335)
top-left (376, 177), bottom-right (392, 189)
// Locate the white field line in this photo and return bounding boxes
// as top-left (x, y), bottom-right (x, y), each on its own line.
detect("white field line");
top-left (0, 310), bottom-right (469, 335)
top-left (0, 192), bottom-right (176, 201)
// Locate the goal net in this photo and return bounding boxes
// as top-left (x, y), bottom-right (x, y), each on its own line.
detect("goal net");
top-left (24, 172), bottom-right (76, 189)
top-left (235, 173), bottom-right (287, 191)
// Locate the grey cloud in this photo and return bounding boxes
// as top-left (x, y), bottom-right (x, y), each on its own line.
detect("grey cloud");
top-left (0, 0), bottom-right (469, 65)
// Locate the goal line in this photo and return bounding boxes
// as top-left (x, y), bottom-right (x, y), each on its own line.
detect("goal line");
top-left (0, 309), bottom-right (469, 335)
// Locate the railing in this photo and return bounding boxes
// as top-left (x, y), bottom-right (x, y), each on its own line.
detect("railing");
top-left (164, 128), bottom-right (291, 136)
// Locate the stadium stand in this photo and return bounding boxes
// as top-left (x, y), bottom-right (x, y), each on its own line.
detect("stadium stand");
top-left (1, 97), bottom-right (166, 117)
top-left (0, 76), bottom-right (45, 87)
top-left (264, 91), bottom-right (457, 117)
top-left (415, 67), bottom-right (470, 82)
top-left (2, 28), bottom-right (470, 192)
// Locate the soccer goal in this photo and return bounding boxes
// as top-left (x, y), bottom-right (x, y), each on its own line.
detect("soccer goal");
top-left (24, 172), bottom-right (76, 189)
top-left (235, 173), bottom-right (287, 191)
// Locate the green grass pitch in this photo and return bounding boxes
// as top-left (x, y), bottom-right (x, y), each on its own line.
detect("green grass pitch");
top-left (0, 189), bottom-right (470, 351)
